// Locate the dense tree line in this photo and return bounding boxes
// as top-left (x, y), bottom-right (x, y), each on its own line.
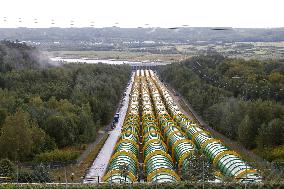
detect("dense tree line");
top-left (0, 41), bottom-right (131, 162)
top-left (185, 54), bottom-right (284, 102)
top-left (158, 54), bottom-right (284, 163)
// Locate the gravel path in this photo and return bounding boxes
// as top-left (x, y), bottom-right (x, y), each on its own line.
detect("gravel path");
top-left (83, 73), bottom-right (134, 183)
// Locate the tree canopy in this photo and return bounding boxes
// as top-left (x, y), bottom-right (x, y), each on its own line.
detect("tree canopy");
top-left (0, 41), bottom-right (131, 162)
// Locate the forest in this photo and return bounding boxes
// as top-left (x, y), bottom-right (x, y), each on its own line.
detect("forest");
top-left (0, 41), bottom-right (131, 163)
top-left (158, 54), bottom-right (284, 164)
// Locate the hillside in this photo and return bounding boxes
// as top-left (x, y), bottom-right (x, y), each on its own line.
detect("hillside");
top-left (1, 28), bottom-right (284, 43)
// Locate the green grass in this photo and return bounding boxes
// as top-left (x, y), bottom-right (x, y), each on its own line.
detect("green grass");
top-left (254, 145), bottom-right (284, 166)
top-left (51, 133), bottom-right (109, 182)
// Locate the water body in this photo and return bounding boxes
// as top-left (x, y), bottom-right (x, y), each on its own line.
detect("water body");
top-left (50, 57), bottom-right (170, 66)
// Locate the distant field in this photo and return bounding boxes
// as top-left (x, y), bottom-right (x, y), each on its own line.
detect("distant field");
top-left (241, 41), bottom-right (284, 47)
top-left (47, 50), bottom-right (186, 62)
top-left (47, 41), bottom-right (284, 62)
top-left (175, 42), bottom-right (284, 60)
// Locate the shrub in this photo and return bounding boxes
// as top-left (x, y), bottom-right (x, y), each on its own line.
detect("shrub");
top-left (0, 159), bottom-right (15, 178)
top-left (34, 149), bottom-right (80, 163)
top-left (271, 145), bottom-right (284, 165)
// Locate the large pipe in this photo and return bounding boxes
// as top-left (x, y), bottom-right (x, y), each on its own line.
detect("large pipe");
top-left (141, 70), bottom-right (180, 182)
top-left (145, 70), bottom-right (196, 174)
top-left (149, 70), bottom-right (262, 183)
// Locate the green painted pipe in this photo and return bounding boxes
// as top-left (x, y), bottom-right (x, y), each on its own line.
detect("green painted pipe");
top-left (150, 70), bottom-right (262, 183)
top-left (145, 71), bottom-right (195, 175)
top-left (140, 74), bottom-right (180, 182)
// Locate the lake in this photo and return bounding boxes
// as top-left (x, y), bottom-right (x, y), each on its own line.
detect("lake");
top-left (50, 57), bottom-right (171, 66)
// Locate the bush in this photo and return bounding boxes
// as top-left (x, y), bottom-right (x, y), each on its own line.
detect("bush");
top-left (34, 149), bottom-right (80, 163)
top-left (268, 145), bottom-right (284, 166)
top-left (0, 159), bottom-right (15, 178)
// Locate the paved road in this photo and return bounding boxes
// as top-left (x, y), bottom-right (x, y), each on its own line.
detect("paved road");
top-left (83, 73), bottom-right (135, 183)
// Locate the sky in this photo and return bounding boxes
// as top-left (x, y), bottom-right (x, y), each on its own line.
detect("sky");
top-left (0, 0), bottom-right (284, 28)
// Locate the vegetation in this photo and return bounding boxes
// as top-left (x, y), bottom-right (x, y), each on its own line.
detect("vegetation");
top-left (158, 54), bottom-right (284, 163)
top-left (0, 41), bottom-right (131, 163)
top-left (0, 159), bottom-right (15, 178)
top-left (34, 149), bottom-right (80, 164)
top-left (52, 133), bottom-right (109, 182)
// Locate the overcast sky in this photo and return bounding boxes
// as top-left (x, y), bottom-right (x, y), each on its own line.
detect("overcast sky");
top-left (0, 0), bottom-right (283, 28)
